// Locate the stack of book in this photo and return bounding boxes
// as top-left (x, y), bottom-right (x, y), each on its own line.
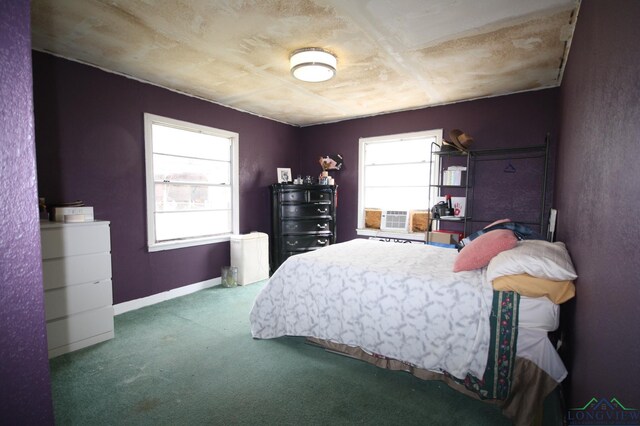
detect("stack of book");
top-left (442, 166), bottom-right (467, 185)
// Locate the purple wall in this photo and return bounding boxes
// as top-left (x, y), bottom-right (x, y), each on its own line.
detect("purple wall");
top-left (556, 0), bottom-right (640, 408)
top-left (0, 1), bottom-right (54, 423)
top-left (33, 52), bottom-right (300, 303)
top-left (300, 89), bottom-right (559, 242)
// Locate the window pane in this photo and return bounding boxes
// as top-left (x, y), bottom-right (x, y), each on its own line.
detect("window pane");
top-left (365, 138), bottom-right (431, 165)
top-left (153, 154), bottom-right (230, 185)
top-left (365, 163), bottom-right (430, 187)
top-left (152, 124), bottom-right (231, 161)
top-left (154, 183), bottom-right (231, 212)
top-left (365, 187), bottom-right (430, 211)
top-left (155, 210), bottom-right (232, 241)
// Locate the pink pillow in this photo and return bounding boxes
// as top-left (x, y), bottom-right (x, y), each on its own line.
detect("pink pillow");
top-left (453, 230), bottom-right (518, 272)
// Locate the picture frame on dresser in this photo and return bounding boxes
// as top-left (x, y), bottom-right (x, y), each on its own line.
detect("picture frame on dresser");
top-left (277, 168), bottom-right (292, 183)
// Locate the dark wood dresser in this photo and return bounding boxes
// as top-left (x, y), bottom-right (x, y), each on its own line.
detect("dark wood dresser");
top-left (270, 183), bottom-right (338, 272)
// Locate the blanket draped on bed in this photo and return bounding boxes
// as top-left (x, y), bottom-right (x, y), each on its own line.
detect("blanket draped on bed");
top-left (444, 290), bottom-right (520, 400)
top-left (311, 290), bottom-right (520, 401)
top-left (250, 239), bottom-right (495, 380)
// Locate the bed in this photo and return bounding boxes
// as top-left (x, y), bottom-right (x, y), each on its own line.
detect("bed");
top-left (250, 236), bottom-right (576, 425)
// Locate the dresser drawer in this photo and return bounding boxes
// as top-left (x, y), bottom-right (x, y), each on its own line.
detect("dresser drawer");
top-left (308, 189), bottom-right (333, 202)
top-left (41, 222), bottom-right (111, 259)
top-left (42, 252), bottom-right (112, 290)
top-left (278, 188), bottom-right (334, 203)
top-left (44, 279), bottom-right (113, 321)
top-left (46, 306), bottom-right (114, 352)
top-left (282, 235), bottom-right (331, 251)
top-left (281, 244), bottom-right (328, 264)
top-left (282, 203), bottom-right (332, 218)
top-left (279, 190), bottom-right (306, 202)
top-left (282, 219), bottom-right (332, 234)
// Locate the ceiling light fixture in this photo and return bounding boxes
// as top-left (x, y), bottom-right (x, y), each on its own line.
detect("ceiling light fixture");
top-left (290, 48), bottom-right (337, 83)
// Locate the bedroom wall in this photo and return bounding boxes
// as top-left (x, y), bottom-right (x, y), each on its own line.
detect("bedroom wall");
top-left (32, 52), bottom-right (300, 304)
top-left (299, 89), bottom-right (560, 242)
top-left (556, 0), bottom-right (640, 408)
top-left (0, 1), bottom-right (54, 423)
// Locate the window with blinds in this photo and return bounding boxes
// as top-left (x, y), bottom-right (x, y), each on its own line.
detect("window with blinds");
top-left (144, 113), bottom-right (239, 251)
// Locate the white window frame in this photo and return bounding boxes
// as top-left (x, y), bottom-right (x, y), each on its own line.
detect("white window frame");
top-left (144, 113), bottom-right (239, 252)
top-left (356, 129), bottom-right (442, 240)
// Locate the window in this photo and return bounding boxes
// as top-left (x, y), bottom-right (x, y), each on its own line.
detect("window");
top-left (144, 113), bottom-right (239, 251)
top-left (357, 129), bottom-right (442, 233)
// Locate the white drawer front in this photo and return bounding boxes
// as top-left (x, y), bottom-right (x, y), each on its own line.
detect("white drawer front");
top-left (42, 252), bottom-right (112, 290)
top-left (44, 280), bottom-right (113, 321)
top-left (41, 223), bottom-right (111, 259)
top-left (46, 306), bottom-right (114, 351)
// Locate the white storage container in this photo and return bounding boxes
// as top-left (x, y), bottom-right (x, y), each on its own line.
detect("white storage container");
top-left (230, 232), bottom-right (269, 285)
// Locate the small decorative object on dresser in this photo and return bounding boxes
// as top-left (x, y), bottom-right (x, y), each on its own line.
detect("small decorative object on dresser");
top-left (318, 153), bottom-right (343, 171)
top-left (270, 183), bottom-right (337, 272)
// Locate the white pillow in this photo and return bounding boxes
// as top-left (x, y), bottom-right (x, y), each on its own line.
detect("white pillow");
top-left (486, 240), bottom-right (578, 282)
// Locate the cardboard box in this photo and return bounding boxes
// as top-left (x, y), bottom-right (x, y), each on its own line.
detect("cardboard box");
top-left (364, 208), bottom-right (382, 229)
top-left (409, 210), bottom-right (430, 232)
top-left (428, 230), bottom-right (462, 245)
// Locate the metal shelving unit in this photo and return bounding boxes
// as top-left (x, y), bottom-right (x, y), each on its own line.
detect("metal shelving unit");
top-left (427, 142), bottom-right (472, 244)
top-left (427, 134), bottom-right (551, 244)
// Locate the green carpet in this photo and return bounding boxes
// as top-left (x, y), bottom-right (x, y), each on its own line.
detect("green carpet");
top-left (50, 282), bottom-right (513, 425)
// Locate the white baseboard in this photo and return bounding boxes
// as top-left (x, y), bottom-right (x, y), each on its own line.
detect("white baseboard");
top-left (113, 277), bottom-right (220, 315)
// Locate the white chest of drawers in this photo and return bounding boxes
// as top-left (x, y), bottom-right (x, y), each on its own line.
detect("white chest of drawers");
top-left (40, 220), bottom-right (114, 358)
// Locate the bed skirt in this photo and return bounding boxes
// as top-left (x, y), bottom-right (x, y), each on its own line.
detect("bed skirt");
top-left (306, 337), bottom-right (559, 426)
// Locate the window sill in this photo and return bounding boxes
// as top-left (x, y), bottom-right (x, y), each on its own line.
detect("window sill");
top-left (148, 234), bottom-right (231, 252)
top-left (356, 228), bottom-right (426, 242)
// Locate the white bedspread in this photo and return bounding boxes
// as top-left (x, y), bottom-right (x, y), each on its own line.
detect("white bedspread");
top-left (250, 239), bottom-right (494, 379)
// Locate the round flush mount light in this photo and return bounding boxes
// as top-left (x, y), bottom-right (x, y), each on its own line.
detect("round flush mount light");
top-left (290, 48), bottom-right (337, 83)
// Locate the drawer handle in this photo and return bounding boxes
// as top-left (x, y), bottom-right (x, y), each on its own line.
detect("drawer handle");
top-left (317, 239), bottom-right (328, 245)
top-left (286, 241), bottom-right (299, 247)
top-left (317, 208), bottom-right (328, 214)
top-left (317, 223), bottom-right (328, 229)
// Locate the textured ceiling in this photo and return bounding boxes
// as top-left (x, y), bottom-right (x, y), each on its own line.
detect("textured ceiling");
top-left (30, 0), bottom-right (581, 126)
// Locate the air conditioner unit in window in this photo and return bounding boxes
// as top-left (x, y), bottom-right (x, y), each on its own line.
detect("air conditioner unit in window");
top-left (380, 210), bottom-right (409, 232)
